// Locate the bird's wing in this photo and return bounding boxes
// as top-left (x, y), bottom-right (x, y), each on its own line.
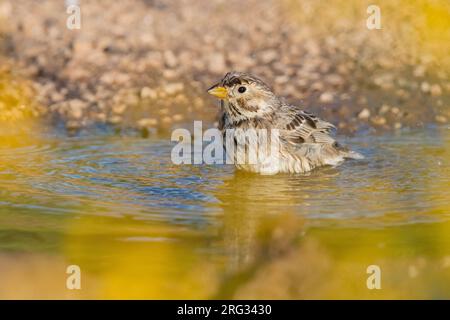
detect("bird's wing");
top-left (277, 105), bottom-right (337, 146)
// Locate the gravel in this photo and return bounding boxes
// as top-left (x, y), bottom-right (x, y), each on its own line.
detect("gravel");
top-left (0, 0), bottom-right (448, 135)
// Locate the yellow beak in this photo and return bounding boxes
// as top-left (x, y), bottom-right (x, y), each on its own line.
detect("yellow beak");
top-left (207, 86), bottom-right (228, 100)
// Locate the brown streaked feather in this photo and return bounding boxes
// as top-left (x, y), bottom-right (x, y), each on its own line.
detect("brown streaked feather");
top-left (277, 105), bottom-right (336, 146)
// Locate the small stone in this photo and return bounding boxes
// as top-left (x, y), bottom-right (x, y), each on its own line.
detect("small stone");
top-left (357, 96), bottom-right (368, 105)
top-left (164, 82), bottom-right (184, 95)
top-left (310, 82), bottom-right (324, 91)
top-left (113, 104), bottom-right (127, 114)
top-left (275, 75), bottom-right (289, 85)
top-left (435, 115), bottom-right (447, 123)
top-left (51, 91), bottom-right (64, 102)
top-left (157, 90), bottom-right (166, 99)
top-left (319, 92), bottom-right (334, 103)
top-left (146, 52), bottom-right (163, 68)
top-left (430, 84), bottom-right (442, 96)
top-left (137, 118), bottom-right (158, 128)
top-left (164, 50), bottom-right (178, 68)
top-left (260, 49), bottom-right (277, 64)
top-left (140, 87), bottom-right (157, 99)
top-left (396, 89), bottom-right (409, 99)
top-left (371, 116), bottom-right (387, 126)
top-left (162, 116), bottom-right (172, 124)
top-left (421, 82), bottom-right (430, 93)
top-left (108, 116), bottom-right (122, 124)
top-left (358, 108), bottom-right (371, 120)
top-left (68, 99), bottom-right (85, 119)
top-left (163, 69), bottom-right (178, 79)
top-left (338, 105), bottom-right (351, 117)
top-left (95, 113), bottom-right (107, 122)
top-left (174, 94), bottom-right (188, 105)
top-left (297, 78), bottom-right (309, 88)
top-left (158, 108), bottom-right (170, 115)
top-left (193, 97), bottom-right (204, 109)
top-left (379, 104), bottom-right (390, 115)
top-left (208, 53), bottom-right (226, 74)
top-left (391, 107), bottom-right (400, 115)
top-left (124, 92), bottom-right (139, 105)
top-left (326, 74), bottom-right (344, 86)
top-left (172, 114), bottom-right (184, 122)
top-left (413, 65), bottom-right (426, 77)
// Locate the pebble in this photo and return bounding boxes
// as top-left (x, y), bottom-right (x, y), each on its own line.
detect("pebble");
top-left (358, 108), bottom-right (371, 120)
top-left (1, 0), bottom-right (446, 133)
top-left (371, 116), bottom-right (387, 126)
top-left (319, 92), bottom-right (334, 103)
top-left (164, 50), bottom-right (178, 68)
top-left (113, 104), bottom-right (127, 114)
top-left (162, 69), bottom-right (179, 79)
top-left (161, 116), bottom-right (172, 125)
top-left (421, 82), bottom-right (430, 93)
top-left (396, 89), bottom-right (409, 99)
top-left (338, 105), bottom-right (351, 117)
top-left (390, 107), bottom-right (400, 115)
top-left (158, 108), bottom-right (170, 115)
top-left (435, 115), bottom-right (447, 124)
top-left (137, 118), bottom-right (158, 128)
top-left (95, 113), bottom-right (107, 122)
top-left (51, 91), bottom-right (65, 102)
top-left (208, 53), bottom-right (226, 74)
top-left (193, 98), bottom-right (204, 110)
top-left (430, 84), bottom-right (442, 96)
top-left (108, 115), bottom-right (122, 124)
top-left (164, 82), bottom-right (184, 95)
top-left (325, 74), bottom-right (344, 86)
top-left (413, 65), bottom-right (426, 77)
top-left (172, 114), bottom-right (184, 122)
top-left (140, 87), bottom-right (157, 99)
top-left (68, 99), bottom-right (85, 119)
top-left (260, 50), bottom-right (278, 64)
top-left (310, 82), bottom-right (324, 91)
top-left (378, 104), bottom-right (390, 115)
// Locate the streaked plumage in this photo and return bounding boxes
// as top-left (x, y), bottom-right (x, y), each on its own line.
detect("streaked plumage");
top-left (208, 71), bottom-right (363, 174)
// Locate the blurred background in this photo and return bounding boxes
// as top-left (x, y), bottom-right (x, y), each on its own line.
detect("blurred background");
top-left (0, 0), bottom-right (449, 299)
top-left (1, 0), bottom-right (449, 133)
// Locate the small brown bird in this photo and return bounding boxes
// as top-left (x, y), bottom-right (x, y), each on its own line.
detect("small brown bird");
top-left (208, 71), bottom-right (363, 175)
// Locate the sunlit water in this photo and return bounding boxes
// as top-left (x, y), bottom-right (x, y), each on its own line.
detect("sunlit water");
top-left (0, 125), bottom-right (449, 299)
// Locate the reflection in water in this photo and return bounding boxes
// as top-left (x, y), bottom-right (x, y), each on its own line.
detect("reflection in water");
top-left (0, 125), bottom-right (449, 298)
top-left (217, 171), bottom-right (307, 272)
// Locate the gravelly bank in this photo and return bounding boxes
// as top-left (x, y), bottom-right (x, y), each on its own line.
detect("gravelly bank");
top-left (0, 0), bottom-right (448, 135)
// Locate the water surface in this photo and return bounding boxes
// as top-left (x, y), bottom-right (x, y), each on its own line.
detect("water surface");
top-left (0, 126), bottom-right (449, 298)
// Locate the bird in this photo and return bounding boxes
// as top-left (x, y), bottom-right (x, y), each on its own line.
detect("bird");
top-left (207, 71), bottom-right (363, 175)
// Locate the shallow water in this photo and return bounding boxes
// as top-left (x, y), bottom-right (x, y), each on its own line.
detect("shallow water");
top-left (0, 125), bottom-right (449, 299)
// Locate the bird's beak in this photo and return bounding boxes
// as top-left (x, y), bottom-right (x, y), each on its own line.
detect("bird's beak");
top-left (207, 85), bottom-right (228, 100)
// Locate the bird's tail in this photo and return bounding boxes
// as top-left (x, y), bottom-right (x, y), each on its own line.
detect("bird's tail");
top-left (341, 150), bottom-right (365, 160)
top-left (333, 142), bottom-right (364, 160)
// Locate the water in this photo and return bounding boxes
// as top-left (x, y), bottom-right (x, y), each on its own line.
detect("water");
top-left (0, 125), bottom-right (449, 299)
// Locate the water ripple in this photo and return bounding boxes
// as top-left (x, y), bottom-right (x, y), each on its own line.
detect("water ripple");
top-left (0, 126), bottom-right (448, 228)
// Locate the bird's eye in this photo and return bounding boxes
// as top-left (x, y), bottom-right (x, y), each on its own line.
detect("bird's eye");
top-left (238, 86), bottom-right (246, 93)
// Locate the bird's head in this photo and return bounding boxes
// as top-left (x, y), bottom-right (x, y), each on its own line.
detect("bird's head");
top-left (208, 72), bottom-right (280, 121)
